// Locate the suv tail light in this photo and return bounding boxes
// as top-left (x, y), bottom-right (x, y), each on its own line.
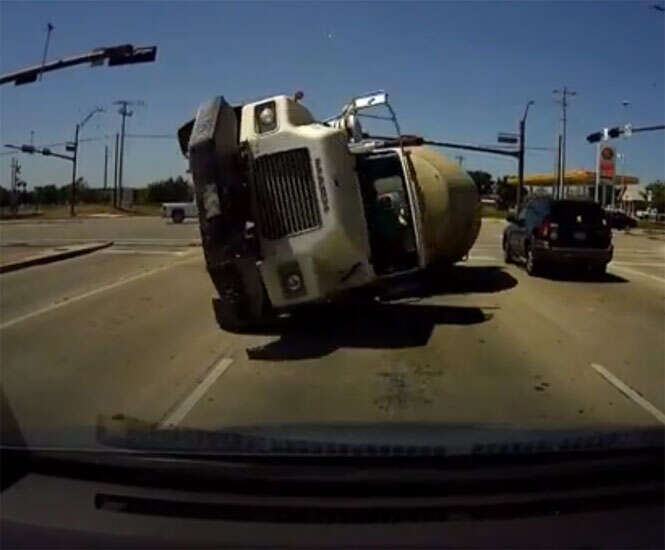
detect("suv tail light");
top-left (537, 220), bottom-right (559, 241)
top-left (537, 220), bottom-right (551, 239)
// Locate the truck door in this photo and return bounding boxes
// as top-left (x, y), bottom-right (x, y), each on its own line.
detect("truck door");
top-left (356, 152), bottom-right (420, 276)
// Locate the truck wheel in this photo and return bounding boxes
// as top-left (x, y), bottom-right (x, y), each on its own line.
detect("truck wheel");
top-left (171, 209), bottom-right (185, 224)
top-left (211, 263), bottom-right (272, 333)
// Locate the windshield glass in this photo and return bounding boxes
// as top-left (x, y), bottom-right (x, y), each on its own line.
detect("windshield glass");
top-left (0, 1), bottom-right (663, 462)
top-left (550, 201), bottom-right (607, 225)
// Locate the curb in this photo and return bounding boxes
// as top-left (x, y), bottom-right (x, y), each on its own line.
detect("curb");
top-left (0, 241), bottom-right (114, 274)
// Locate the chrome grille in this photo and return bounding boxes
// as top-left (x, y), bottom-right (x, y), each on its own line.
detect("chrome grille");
top-left (253, 148), bottom-right (321, 240)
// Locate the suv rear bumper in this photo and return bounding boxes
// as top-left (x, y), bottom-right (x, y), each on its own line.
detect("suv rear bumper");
top-left (533, 242), bottom-right (613, 265)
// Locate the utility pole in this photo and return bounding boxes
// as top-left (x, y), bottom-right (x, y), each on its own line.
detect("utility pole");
top-left (113, 133), bottom-right (119, 208)
top-left (68, 107), bottom-right (103, 216)
top-left (70, 124), bottom-right (79, 216)
top-left (114, 100), bottom-right (144, 209)
top-left (454, 155), bottom-right (465, 167)
top-left (553, 87), bottom-right (576, 199)
top-left (10, 158), bottom-right (19, 214)
top-left (103, 144), bottom-right (109, 191)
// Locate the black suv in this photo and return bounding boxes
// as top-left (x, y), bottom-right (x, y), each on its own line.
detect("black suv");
top-left (503, 198), bottom-right (613, 276)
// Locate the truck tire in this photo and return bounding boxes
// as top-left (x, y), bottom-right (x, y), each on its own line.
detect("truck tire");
top-left (171, 209), bottom-right (185, 224)
top-left (211, 262), bottom-right (273, 333)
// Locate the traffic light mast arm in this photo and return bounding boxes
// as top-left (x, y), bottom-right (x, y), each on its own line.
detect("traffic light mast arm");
top-left (587, 124), bottom-right (665, 143)
top-left (367, 134), bottom-right (521, 158)
top-left (4, 144), bottom-right (73, 162)
top-left (0, 44), bottom-right (157, 86)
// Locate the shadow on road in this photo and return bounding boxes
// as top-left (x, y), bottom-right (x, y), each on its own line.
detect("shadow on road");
top-left (379, 265), bottom-right (518, 302)
top-left (543, 269), bottom-right (628, 284)
top-left (246, 302), bottom-right (492, 361)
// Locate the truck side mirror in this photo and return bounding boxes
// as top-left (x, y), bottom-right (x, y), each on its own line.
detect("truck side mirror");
top-left (506, 214), bottom-right (517, 223)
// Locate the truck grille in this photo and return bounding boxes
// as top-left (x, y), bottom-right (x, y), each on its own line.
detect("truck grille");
top-left (253, 148), bottom-right (321, 240)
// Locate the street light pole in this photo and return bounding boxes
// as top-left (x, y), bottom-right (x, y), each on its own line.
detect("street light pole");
top-left (517, 100), bottom-right (534, 209)
top-left (70, 124), bottom-right (79, 217)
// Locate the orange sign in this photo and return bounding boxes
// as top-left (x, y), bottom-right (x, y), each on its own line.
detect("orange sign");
top-left (599, 145), bottom-right (615, 180)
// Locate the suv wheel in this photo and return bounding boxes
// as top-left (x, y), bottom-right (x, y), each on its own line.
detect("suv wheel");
top-left (503, 238), bottom-right (513, 264)
top-left (525, 247), bottom-right (541, 276)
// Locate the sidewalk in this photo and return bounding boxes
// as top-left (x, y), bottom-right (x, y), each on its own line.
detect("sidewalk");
top-left (624, 228), bottom-right (665, 241)
top-left (0, 242), bottom-right (113, 274)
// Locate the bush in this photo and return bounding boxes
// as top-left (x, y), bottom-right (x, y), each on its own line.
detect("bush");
top-left (145, 176), bottom-right (192, 203)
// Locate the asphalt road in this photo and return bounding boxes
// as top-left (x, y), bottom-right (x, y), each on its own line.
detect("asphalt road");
top-left (1, 216), bottom-right (663, 449)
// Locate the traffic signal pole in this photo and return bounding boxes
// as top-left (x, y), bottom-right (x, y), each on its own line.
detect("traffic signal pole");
top-left (516, 101), bottom-right (534, 209)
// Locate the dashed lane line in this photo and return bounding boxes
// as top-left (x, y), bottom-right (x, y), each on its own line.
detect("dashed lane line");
top-left (158, 358), bottom-right (234, 429)
top-left (591, 363), bottom-right (665, 424)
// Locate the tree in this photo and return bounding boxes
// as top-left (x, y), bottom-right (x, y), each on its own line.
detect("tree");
top-left (496, 176), bottom-right (518, 209)
top-left (145, 176), bottom-right (192, 203)
top-left (0, 185), bottom-right (10, 207)
top-left (33, 185), bottom-right (60, 205)
top-left (467, 170), bottom-right (494, 195)
top-left (641, 180), bottom-right (665, 213)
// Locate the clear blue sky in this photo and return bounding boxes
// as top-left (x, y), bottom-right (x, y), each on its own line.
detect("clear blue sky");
top-left (1, 1), bottom-right (663, 190)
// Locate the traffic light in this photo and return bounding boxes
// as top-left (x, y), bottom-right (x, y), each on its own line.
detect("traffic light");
top-left (106, 45), bottom-right (157, 66)
top-left (20, 145), bottom-right (35, 154)
top-left (608, 127), bottom-right (623, 139)
top-left (587, 131), bottom-right (603, 143)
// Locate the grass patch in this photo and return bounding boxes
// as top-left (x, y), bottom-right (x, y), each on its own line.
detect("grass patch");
top-left (481, 205), bottom-right (508, 219)
top-left (1, 203), bottom-right (164, 220)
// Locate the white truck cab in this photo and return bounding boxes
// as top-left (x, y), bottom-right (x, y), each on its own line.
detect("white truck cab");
top-left (178, 91), bottom-right (479, 331)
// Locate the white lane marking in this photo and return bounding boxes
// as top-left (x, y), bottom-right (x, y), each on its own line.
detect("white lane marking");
top-left (101, 249), bottom-right (187, 256)
top-left (610, 266), bottom-right (665, 269)
top-left (0, 256), bottom-right (199, 330)
top-left (2, 238), bottom-right (199, 246)
top-left (158, 358), bottom-right (234, 428)
top-left (609, 264), bottom-right (665, 284)
top-left (591, 363), bottom-right (665, 424)
top-left (467, 255), bottom-right (500, 261)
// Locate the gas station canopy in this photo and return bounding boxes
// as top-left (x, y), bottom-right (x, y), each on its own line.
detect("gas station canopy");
top-left (506, 170), bottom-right (639, 187)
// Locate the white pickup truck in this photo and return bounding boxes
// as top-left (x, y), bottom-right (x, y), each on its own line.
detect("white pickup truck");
top-left (161, 202), bottom-right (197, 223)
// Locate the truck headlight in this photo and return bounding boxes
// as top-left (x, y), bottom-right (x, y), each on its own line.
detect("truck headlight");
top-left (278, 261), bottom-right (306, 298)
top-left (255, 101), bottom-right (277, 134)
top-left (286, 274), bottom-right (302, 292)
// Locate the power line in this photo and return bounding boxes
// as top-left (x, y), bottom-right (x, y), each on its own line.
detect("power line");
top-left (126, 133), bottom-right (175, 139)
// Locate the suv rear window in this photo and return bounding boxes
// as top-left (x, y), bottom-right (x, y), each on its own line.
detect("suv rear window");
top-left (550, 201), bottom-right (606, 226)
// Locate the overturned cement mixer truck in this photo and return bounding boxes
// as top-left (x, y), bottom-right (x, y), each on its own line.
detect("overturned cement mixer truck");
top-left (177, 91), bottom-right (481, 331)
